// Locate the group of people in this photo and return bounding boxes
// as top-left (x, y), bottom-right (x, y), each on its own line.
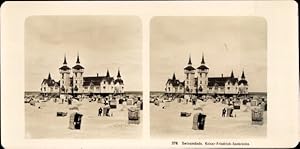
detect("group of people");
top-left (221, 107), bottom-right (236, 117)
top-left (98, 103), bottom-right (112, 117)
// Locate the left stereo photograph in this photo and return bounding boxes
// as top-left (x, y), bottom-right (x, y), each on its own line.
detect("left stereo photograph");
top-left (24, 16), bottom-right (143, 139)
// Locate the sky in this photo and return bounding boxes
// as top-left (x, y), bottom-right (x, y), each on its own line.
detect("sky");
top-left (25, 16), bottom-right (142, 92)
top-left (150, 16), bottom-right (267, 92)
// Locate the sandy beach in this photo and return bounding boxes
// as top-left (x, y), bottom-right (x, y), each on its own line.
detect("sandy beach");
top-left (25, 99), bottom-right (142, 139)
top-left (150, 99), bottom-right (267, 139)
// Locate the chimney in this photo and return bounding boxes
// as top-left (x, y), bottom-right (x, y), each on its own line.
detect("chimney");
top-left (221, 74), bottom-right (223, 78)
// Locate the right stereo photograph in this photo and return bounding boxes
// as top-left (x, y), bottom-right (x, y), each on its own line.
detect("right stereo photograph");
top-left (150, 16), bottom-right (267, 139)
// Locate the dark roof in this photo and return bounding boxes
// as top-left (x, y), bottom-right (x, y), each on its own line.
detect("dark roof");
top-left (59, 65), bottom-right (70, 71)
top-left (83, 76), bottom-right (114, 86)
top-left (76, 54), bottom-right (80, 64)
top-left (208, 77), bottom-right (238, 87)
top-left (166, 76), bottom-right (184, 87)
top-left (104, 77), bottom-right (114, 83)
top-left (172, 73), bottom-right (176, 80)
top-left (230, 71), bottom-right (234, 78)
top-left (106, 70), bottom-right (110, 77)
top-left (188, 55), bottom-right (192, 65)
top-left (114, 79), bottom-right (124, 85)
top-left (72, 65), bottom-right (84, 70)
top-left (47, 73), bottom-right (52, 80)
top-left (41, 78), bottom-right (59, 87)
top-left (117, 69), bottom-right (121, 78)
top-left (241, 71), bottom-right (246, 79)
top-left (84, 76), bottom-right (103, 82)
top-left (83, 81), bottom-right (91, 86)
top-left (238, 80), bottom-right (248, 85)
top-left (184, 66), bottom-right (195, 71)
top-left (91, 81), bottom-right (100, 86)
top-left (63, 55), bottom-right (67, 65)
top-left (201, 54), bottom-right (205, 64)
top-left (166, 79), bottom-right (181, 87)
top-left (208, 77), bottom-right (228, 86)
top-left (197, 65), bottom-right (209, 70)
top-left (228, 78), bottom-right (238, 85)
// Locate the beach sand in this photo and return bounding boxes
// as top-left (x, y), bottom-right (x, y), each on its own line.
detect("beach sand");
top-left (150, 99), bottom-right (267, 139)
top-left (25, 100), bottom-right (142, 138)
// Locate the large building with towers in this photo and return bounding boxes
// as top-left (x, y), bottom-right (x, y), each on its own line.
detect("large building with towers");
top-left (165, 53), bottom-right (248, 95)
top-left (41, 53), bottom-right (124, 96)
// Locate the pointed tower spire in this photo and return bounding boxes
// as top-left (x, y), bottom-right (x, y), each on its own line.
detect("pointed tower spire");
top-left (241, 70), bottom-right (246, 79)
top-left (48, 72), bottom-right (51, 80)
top-left (172, 73), bottom-right (176, 80)
top-left (106, 69), bottom-right (110, 77)
top-left (76, 52), bottom-right (80, 64)
top-left (117, 68), bottom-right (121, 78)
top-left (188, 54), bottom-right (192, 65)
top-left (63, 54), bottom-right (67, 65)
top-left (201, 52), bottom-right (205, 64)
top-left (230, 70), bottom-right (234, 78)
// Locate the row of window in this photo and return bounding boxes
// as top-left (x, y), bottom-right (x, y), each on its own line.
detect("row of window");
top-left (186, 80), bottom-right (207, 85)
top-left (167, 86), bottom-right (248, 91)
top-left (83, 86), bottom-right (124, 90)
top-left (62, 80), bottom-right (110, 85)
top-left (207, 87), bottom-right (248, 90)
top-left (199, 73), bottom-right (207, 77)
top-left (186, 73), bottom-right (208, 79)
top-left (167, 86), bottom-right (248, 93)
top-left (43, 87), bottom-right (59, 91)
top-left (62, 73), bottom-right (83, 79)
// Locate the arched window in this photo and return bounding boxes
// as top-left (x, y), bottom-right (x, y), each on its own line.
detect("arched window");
top-left (74, 85), bottom-right (78, 91)
top-left (199, 86), bottom-right (203, 92)
top-left (186, 86), bottom-right (189, 92)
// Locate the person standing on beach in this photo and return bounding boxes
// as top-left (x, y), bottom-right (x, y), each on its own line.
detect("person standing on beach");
top-left (222, 108), bottom-right (226, 117)
top-left (98, 107), bottom-right (102, 116)
top-left (230, 107), bottom-right (234, 117)
top-left (68, 98), bottom-right (72, 105)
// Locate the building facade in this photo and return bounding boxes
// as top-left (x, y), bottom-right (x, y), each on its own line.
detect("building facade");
top-left (41, 54), bottom-right (124, 96)
top-left (165, 53), bottom-right (248, 95)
